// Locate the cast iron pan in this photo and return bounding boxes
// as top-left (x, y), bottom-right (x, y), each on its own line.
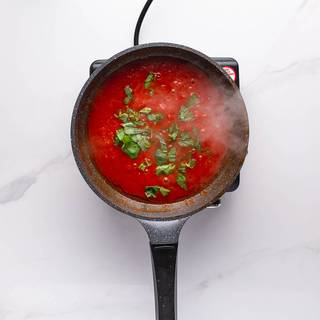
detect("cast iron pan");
top-left (71, 43), bottom-right (249, 320)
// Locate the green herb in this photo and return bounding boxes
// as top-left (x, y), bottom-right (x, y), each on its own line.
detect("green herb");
top-left (179, 93), bottom-right (199, 122)
top-left (116, 112), bottom-right (129, 123)
top-left (121, 134), bottom-right (132, 145)
top-left (132, 134), bottom-right (151, 151)
top-left (139, 158), bottom-right (152, 171)
top-left (115, 128), bottom-right (132, 146)
top-left (115, 128), bottom-right (125, 145)
top-left (157, 134), bottom-right (167, 152)
top-left (134, 120), bottom-right (145, 126)
top-left (147, 113), bottom-right (164, 123)
top-left (156, 163), bottom-right (175, 175)
top-left (168, 147), bottom-right (176, 162)
top-left (178, 131), bottom-right (194, 147)
top-left (185, 93), bottom-right (200, 108)
top-left (194, 137), bottom-right (201, 150)
top-left (178, 165), bottom-right (186, 174)
top-left (179, 158), bottom-right (196, 173)
top-left (155, 134), bottom-right (168, 165)
top-left (122, 141), bottom-right (140, 159)
top-left (155, 148), bottom-right (167, 165)
top-left (121, 122), bottom-right (135, 127)
top-left (178, 131), bottom-right (202, 150)
top-left (179, 106), bottom-right (195, 121)
top-left (144, 72), bottom-right (155, 89)
top-left (159, 186), bottom-right (170, 196)
top-left (139, 107), bottom-right (152, 114)
top-left (128, 108), bottom-right (140, 122)
top-left (192, 127), bottom-right (201, 150)
top-left (123, 125), bottom-right (150, 136)
top-left (168, 123), bottom-right (179, 141)
top-left (114, 126), bottom-right (140, 158)
top-left (114, 114), bottom-right (151, 158)
top-left (187, 158), bottom-right (196, 168)
top-left (145, 186), bottom-right (158, 198)
top-left (145, 185), bottom-right (171, 198)
top-left (176, 173), bottom-right (187, 190)
top-left (123, 85), bottom-right (133, 105)
top-left (115, 107), bottom-right (140, 123)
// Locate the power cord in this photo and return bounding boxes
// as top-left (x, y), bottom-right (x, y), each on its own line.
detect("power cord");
top-left (134, 0), bottom-right (154, 46)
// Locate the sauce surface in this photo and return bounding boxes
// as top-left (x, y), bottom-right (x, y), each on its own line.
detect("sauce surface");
top-left (88, 57), bottom-right (229, 203)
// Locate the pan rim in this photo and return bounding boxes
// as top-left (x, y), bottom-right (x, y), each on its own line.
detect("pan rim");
top-left (71, 42), bottom-right (249, 221)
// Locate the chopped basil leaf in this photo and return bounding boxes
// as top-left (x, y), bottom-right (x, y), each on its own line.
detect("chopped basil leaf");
top-left (157, 134), bottom-right (167, 152)
top-left (157, 134), bottom-right (168, 154)
top-left (187, 158), bottom-right (196, 168)
top-left (122, 141), bottom-right (140, 159)
top-left (178, 131), bottom-right (202, 150)
top-left (114, 128), bottom-right (132, 146)
top-left (114, 108), bottom-right (151, 158)
top-left (192, 127), bottom-right (201, 150)
top-left (168, 147), bottom-right (176, 162)
top-left (127, 108), bottom-right (140, 122)
top-left (132, 134), bottom-right (151, 151)
top-left (139, 107), bottom-right (152, 114)
top-left (123, 85), bottom-right (133, 105)
top-left (133, 120), bottom-right (145, 126)
top-left (139, 158), bottom-right (152, 171)
top-left (179, 93), bottom-right (199, 122)
top-left (176, 173), bottom-right (187, 190)
top-left (123, 97), bottom-right (130, 105)
top-left (115, 128), bottom-right (125, 145)
top-left (178, 164), bottom-right (186, 174)
top-left (179, 106), bottom-right (195, 122)
top-left (121, 122), bottom-right (135, 127)
top-left (194, 138), bottom-right (201, 150)
top-left (155, 148), bottom-right (167, 165)
top-left (168, 123), bottom-right (179, 141)
top-left (116, 112), bottom-right (129, 123)
top-left (185, 93), bottom-right (199, 108)
top-left (115, 107), bottom-right (140, 123)
top-left (144, 72), bottom-right (155, 89)
top-left (122, 134), bottom-right (132, 144)
top-left (178, 131), bottom-right (194, 147)
top-left (147, 113), bottom-right (164, 123)
top-left (156, 163), bottom-right (175, 175)
top-left (159, 186), bottom-right (170, 196)
top-left (145, 185), bottom-right (170, 198)
top-left (145, 186), bottom-right (158, 198)
top-left (123, 126), bottom-right (150, 136)
top-left (124, 86), bottom-right (133, 96)
top-left (179, 158), bottom-right (196, 174)
top-left (155, 134), bottom-right (168, 164)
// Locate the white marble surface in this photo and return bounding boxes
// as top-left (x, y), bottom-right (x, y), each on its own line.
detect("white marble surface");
top-left (1, 0), bottom-right (320, 319)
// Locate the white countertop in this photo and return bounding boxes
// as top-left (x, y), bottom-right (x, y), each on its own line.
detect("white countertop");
top-left (1, 0), bottom-right (320, 319)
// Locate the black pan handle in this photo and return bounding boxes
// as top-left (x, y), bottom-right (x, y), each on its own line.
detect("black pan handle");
top-left (138, 217), bottom-right (189, 320)
top-left (150, 243), bottom-right (178, 320)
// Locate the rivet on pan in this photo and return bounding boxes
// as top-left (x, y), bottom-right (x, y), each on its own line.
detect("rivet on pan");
top-left (207, 199), bottom-right (221, 208)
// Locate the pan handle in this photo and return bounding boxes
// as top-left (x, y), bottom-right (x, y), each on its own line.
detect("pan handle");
top-left (150, 242), bottom-right (178, 320)
top-left (138, 218), bottom-right (189, 320)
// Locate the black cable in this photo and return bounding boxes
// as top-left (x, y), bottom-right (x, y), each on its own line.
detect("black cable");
top-left (134, 0), bottom-right (154, 46)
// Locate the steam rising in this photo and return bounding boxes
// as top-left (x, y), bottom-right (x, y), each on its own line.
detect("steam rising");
top-left (175, 77), bottom-right (249, 161)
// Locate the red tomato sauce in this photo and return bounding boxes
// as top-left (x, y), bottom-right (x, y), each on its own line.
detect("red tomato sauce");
top-left (88, 57), bottom-right (229, 203)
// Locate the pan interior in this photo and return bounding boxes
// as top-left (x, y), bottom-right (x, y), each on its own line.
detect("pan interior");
top-left (71, 43), bottom-right (249, 220)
